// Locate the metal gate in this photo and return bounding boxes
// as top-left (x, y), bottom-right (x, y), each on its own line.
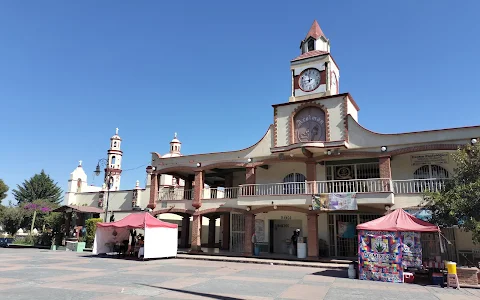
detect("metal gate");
top-left (230, 213), bottom-right (245, 253)
top-left (328, 213), bottom-right (383, 257)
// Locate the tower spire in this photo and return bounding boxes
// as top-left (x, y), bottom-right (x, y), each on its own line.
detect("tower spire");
top-left (305, 20), bottom-right (326, 40)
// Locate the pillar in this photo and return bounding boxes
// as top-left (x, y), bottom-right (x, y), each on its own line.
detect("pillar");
top-left (245, 167), bottom-right (256, 196)
top-left (225, 173), bottom-right (233, 188)
top-left (379, 156), bottom-right (392, 192)
top-left (243, 214), bottom-right (255, 256)
top-left (306, 159), bottom-right (317, 194)
top-left (220, 213), bottom-right (230, 250)
top-left (193, 171), bottom-right (204, 209)
top-left (208, 217), bottom-right (216, 248)
top-left (190, 214), bottom-right (202, 252)
top-left (307, 213), bottom-right (319, 258)
top-left (180, 215), bottom-right (190, 248)
top-left (64, 212), bottom-right (72, 239)
top-left (148, 174), bottom-right (158, 209)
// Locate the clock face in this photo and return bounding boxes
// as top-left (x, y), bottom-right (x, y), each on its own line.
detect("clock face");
top-left (298, 68), bottom-right (321, 92)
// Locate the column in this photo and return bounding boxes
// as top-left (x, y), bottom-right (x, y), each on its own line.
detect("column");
top-left (64, 212), bottom-right (72, 240)
top-left (307, 213), bottom-right (319, 259)
top-left (379, 156), bottom-right (392, 191)
top-left (190, 214), bottom-right (202, 252)
top-left (208, 217), bottom-right (216, 248)
top-left (245, 167), bottom-right (256, 195)
top-left (243, 213), bottom-right (255, 255)
top-left (220, 213), bottom-right (230, 250)
top-left (306, 159), bottom-right (317, 194)
top-left (180, 215), bottom-right (190, 248)
top-left (148, 174), bottom-right (158, 209)
top-left (193, 171), bottom-right (204, 209)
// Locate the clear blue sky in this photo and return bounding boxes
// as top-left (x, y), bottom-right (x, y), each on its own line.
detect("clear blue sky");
top-left (1, 1), bottom-right (479, 205)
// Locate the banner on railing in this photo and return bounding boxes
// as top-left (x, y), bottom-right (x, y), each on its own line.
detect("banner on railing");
top-left (311, 193), bottom-right (358, 210)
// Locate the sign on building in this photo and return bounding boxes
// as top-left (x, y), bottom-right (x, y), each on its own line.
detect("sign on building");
top-left (410, 153), bottom-right (449, 166)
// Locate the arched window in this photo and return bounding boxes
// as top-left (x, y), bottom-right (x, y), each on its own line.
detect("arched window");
top-left (307, 39), bottom-right (315, 51)
top-left (293, 106), bottom-right (326, 143)
top-left (414, 165), bottom-right (449, 179)
top-left (283, 173), bottom-right (307, 194)
top-left (111, 156), bottom-right (116, 165)
top-left (114, 141), bottom-right (117, 147)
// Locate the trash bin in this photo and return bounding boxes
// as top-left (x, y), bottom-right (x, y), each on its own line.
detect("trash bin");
top-left (254, 244), bottom-right (260, 256)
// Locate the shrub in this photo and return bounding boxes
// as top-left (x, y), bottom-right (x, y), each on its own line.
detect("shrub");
top-left (85, 218), bottom-right (102, 247)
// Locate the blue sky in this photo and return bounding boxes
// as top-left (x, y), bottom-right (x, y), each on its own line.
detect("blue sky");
top-left (1, 1), bottom-right (479, 205)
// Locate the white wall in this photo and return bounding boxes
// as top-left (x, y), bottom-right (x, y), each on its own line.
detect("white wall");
top-left (391, 151), bottom-right (456, 180)
top-left (256, 162), bottom-right (307, 184)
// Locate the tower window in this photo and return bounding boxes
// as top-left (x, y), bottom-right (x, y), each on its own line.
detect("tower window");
top-left (307, 39), bottom-right (315, 51)
top-left (114, 141), bottom-right (117, 147)
top-left (111, 156), bottom-right (116, 165)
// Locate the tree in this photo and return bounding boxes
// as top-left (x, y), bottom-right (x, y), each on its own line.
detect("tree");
top-left (0, 178), bottom-right (8, 202)
top-left (12, 170), bottom-right (63, 205)
top-left (425, 143), bottom-right (480, 243)
top-left (0, 206), bottom-right (25, 236)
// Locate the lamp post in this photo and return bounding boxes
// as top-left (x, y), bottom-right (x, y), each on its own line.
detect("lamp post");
top-left (94, 158), bottom-right (114, 222)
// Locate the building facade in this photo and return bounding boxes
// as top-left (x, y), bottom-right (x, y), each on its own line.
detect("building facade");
top-left (146, 20), bottom-right (480, 259)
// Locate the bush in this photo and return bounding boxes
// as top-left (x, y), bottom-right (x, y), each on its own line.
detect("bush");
top-left (13, 235), bottom-right (35, 246)
top-left (85, 218), bottom-right (102, 247)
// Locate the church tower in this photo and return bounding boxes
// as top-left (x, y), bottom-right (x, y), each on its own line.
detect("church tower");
top-left (290, 20), bottom-right (340, 102)
top-left (107, 128), bottom-right (122, 191)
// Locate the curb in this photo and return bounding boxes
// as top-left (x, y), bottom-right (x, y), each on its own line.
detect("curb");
top-left (176, 254), bottom-right (349, 269)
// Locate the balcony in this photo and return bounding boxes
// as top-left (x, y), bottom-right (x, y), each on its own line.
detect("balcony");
top-left (157, 178), bottom-right (449, 202)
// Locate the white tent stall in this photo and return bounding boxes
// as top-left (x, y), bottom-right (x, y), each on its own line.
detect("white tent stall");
top-left (92, 212), bottom-right (178, 259)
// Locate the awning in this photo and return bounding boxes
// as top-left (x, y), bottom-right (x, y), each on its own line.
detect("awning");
top-left (97, 212), bottom-right (178, 229)
top-left (52, 205), bottom-right (104, 214)
top-left (356, 208), bottom-right (440, 232)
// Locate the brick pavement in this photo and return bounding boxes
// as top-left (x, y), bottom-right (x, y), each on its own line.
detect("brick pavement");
top-left (0, 248), bottom-right (479, 300)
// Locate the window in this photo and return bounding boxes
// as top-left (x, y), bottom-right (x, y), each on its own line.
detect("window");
top-left (307, 39), bottom-right (315, 51)
top-left (76, 178), bottom-right (82, 193)
top-left (414, 165), bottom-right (449, 179)
top-left (114, 141), bottom-right (117, 147)
top-left (283, 173), bottom-right (307, 194)
top-left (111, 156), bottom-right (116, 165)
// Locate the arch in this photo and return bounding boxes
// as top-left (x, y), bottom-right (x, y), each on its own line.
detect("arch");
top-left (111, 156), bottom-right (116, 165)
top-left (152, 208), bottom-right (194, 216)
top-left (76, 178), bottom-right (82, 193)
top-left (389, 144), bottom-right (461, 156)
top-left (307, 39), bottom-right (315, 51)
top-left (250, 206), bottom-right (310, 215)
top-left (283, 173), bottom-right (307, 194)
top-left (413, 165), bottom-right (449, 179)
top-left (196, 207), bottom-right (248, 216)
top-left (289, 102), bottom-right (330, 144)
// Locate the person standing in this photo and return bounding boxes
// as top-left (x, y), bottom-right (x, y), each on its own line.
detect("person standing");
top-left (291, 230), bottom-right (299, 256)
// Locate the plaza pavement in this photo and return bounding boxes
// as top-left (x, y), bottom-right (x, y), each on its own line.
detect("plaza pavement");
top-left (0, 248), bottom-right (479, 300)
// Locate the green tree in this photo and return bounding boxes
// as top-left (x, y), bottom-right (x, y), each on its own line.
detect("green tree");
top-left (85, 218), bottom-right (102, 247)
top-left (425, 143), bottom-right (480, 243)
top-left (12, 170), bottom-right (63, 205)
top-left (0, 206), bottom-right (25, 235)
top-left (0, 178), bottom-right (8, 202)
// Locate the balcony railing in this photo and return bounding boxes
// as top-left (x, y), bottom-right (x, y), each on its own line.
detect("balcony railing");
top-left (239, 178), bottom-right (392, 196)
top-left (202, 187), bottom-right (239, 199)
top-left (157, 178), bottom-right (450, 201)
top-left (392, 179), bottom-right (450, 194)
top-left (158, 189), bottom-right (193, 201)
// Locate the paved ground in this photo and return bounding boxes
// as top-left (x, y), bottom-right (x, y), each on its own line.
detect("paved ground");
top-left (0, 249), bottom-right (479, 300)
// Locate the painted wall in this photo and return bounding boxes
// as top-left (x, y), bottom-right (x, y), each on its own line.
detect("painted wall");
top-left (391, 151), bottom-right (456, 180)
top-left (255, 211), bottom-right (308, 246)
top-left (256, 162), bottom-right (307, 184)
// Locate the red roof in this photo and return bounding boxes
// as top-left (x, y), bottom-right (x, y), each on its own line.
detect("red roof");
top-left (292, 50), bottom-right (329, 62)
top-left (356, 209), bottom-right (439, 232)
top-left (305, 20), bottom-right (326, 40)
top-left (97, 212), bottom-right (178, 229)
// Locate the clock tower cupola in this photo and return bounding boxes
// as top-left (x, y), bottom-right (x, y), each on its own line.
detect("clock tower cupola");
top-left (290, 20), bottom-right (340, 102)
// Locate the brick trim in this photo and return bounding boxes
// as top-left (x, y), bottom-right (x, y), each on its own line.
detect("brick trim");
top-left (342, 96), bottom-right (349, 142)
top-left (289, 102), bottom-right (330, 145)
top-left (388, 144), bottom-right (462, 156)
top-left (274, 107), bottom-right (278, 147)
top-left (195, 207), bottom-right (247, 216)
top-left (152, 208), bottom-right (194, 216)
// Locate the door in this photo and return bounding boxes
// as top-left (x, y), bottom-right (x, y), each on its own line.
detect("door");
top-left (230, 213), bottom-right (245, 253)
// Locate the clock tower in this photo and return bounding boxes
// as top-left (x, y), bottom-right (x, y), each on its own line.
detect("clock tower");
top-left (290, 20), bottom-right (340, 102)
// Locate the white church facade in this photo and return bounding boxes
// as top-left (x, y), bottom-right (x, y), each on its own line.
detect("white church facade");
top-left (65, 20), bottom-right (480, 261)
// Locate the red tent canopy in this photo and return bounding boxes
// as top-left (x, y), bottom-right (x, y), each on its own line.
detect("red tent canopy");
top-left (96, 212), bottom-right (178, 229)
top-left (356, 209), bottom-right (439, 232)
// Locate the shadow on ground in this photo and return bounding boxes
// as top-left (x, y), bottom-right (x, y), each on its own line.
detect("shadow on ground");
top-left (312, 269), bottom-right (348, 278)
top-left (138, 283), bottom-right (243, 300)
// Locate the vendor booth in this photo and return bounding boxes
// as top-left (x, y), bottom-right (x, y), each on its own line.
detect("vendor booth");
top-left (92, 212), bottom-right (178, 259)
top-left (356, 209), bottom-right (440, 283)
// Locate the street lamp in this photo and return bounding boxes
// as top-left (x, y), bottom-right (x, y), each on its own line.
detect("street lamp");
top-left (94, 158), bottom-right (114, 222)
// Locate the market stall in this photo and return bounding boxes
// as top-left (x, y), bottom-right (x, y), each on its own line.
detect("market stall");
top-left (356, 209), bottom-right (440, 283)
top-left (92, 212), bottom-right (178, 259)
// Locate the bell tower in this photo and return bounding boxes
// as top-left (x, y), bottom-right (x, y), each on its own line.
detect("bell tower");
top-left (107, 128), bottom-right (122, 191)
top-left (290, 20), bottom-right (340, 102)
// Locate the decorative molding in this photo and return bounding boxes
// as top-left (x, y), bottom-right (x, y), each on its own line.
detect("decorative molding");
top-left (152, 208), bottom-right (194, 216)
top-left (194, 207), bottom-right (248, 216)
top-left (274, 107), bottom-right (278, 147)
top-left (250, 206), bottom-right (310, 215)
top-left (342, 96), bottom-right (349, 142)
top-left (289, 101), bottom-right (330, 145)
